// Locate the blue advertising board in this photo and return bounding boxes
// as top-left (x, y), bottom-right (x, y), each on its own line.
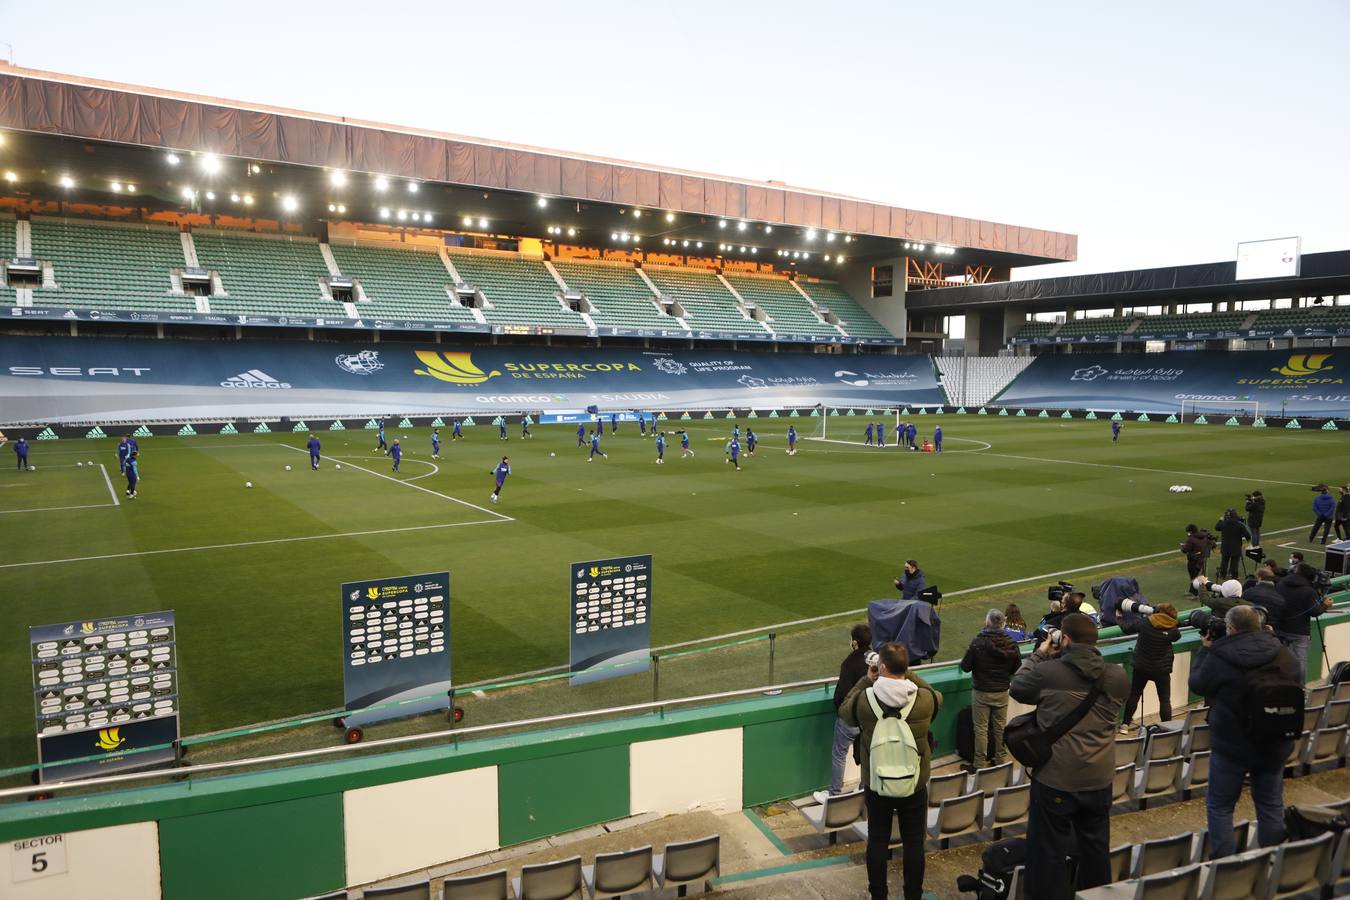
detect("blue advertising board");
top-left (341, 572), bottom-right (451, 727)
top-left (569, 555), bottom-right (652, 686)
top-left (30, 611), bottom-right (179, 782)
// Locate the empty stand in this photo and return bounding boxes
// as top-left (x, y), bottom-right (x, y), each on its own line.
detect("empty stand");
top-left (1012, 320), bottom-right (1057, 340)
top-left (935, 356), bottom-right (1034, 406)
top-left (30, 217), bottom-right (194, 311)
top-left (1136, 311), bottom-right (1246, 334)
top-left (549, 258), bottom-right (669, 330)
top-left (193, 230), bottom-right (335, 316)
top-left (447, 250), bottom-right (586, 328)
top-left (1055, 315), bottom-right (1134, 338)
top-left (328, 241), bottom-right (475, 322)
top-left (0, 214), bottom-right (14, 301)
top-left (644, 265), bottom-right (767, 334)
top-left (725, 273), bottom-right (832, 337)
top-left (795, 279), bottom-right (894, 338)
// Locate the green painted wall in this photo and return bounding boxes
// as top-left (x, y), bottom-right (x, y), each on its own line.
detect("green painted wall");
top-left (741, 710), bottom-right (834, 806)
top-left (498, 744), bottom-right (630, 846)
top-left (158, 793), bottom-right (344, 900)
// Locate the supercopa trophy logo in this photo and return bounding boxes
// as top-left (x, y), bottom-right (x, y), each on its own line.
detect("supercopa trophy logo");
top-left (95, 728), bottom-right (126, 752)
top-left (1272, 353), bottom-right (1333, 377)
top-left (413, 351), bottom-right (501, 385)
top-left (335, 350), bottom-right (385, 375)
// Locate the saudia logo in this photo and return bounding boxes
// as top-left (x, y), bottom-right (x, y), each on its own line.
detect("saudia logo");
top-left (414, 351), bottom-right (502, 385)
top-left (1272, 353), bottom-right (1333, 377)
top-left (95, 728), bottom-right (126, 752)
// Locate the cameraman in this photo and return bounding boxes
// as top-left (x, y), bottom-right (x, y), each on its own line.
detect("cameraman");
top-left (1035, 589), bottom-right (1086, 639)
top-left (1011, 614), bottom-right (1128, 900)
top-left (1119, 602), bottom-right (1181, 731)
top-left (1180, 524), bottom-right (1213, 596)
top-left (1245, 490), bottom-right (1266, 548)
top-left (1189, 605), bottom-right (1299, 858)
top-left (1243, 564), bottom-right (1286, 633)
top-left (894, 559), bottom-right (927, 602)
top-left (1214, 509), bottom-right (1252, 581)
top-left (1277, 562), bottom-right (1334, 683)
top-left (1194, 576), bottom-right (1247, 617)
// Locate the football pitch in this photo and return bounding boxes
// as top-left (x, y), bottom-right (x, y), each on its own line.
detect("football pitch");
top-left (0, 417), bottom-right (1343, 771)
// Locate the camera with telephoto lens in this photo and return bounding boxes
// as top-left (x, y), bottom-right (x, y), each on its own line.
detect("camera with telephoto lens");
top-left (1187, 610), bottom-right (1227, 642)
top-left (1120, 598), bottom-right (1155, 617)
top-left (1043, 627), bottom-right (1063, 650)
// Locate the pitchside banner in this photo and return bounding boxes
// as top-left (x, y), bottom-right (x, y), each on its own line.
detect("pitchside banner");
top-left (570, 555), bottom-right (652, 686)
top-left (995, 349), bottom-right (1350, 417)
top-left (341, 572), bottom-right (451, 727)
top-left (30, 611), bottom-right (179, 782)
top-left (0, 335), bottom-right (944, 422)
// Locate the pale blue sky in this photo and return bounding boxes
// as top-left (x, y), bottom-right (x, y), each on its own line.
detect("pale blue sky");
top-left (1, 0), bottom-right (1347, 278)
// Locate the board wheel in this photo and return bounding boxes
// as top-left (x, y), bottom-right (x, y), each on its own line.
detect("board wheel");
top-left (344, 727), bottom-right (364, 744)
top-left (451, 706), bottom-right (465, 723)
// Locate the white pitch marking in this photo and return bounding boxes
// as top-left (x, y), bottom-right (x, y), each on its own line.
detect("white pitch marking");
top-left (333, 455), bottom-right (439, 483)
top-left (0, 502), bottom-right (118, 516)
top-left (280, 444), bottom-right (512, 521)
top-left (0, 517), bottom-right (510, 570)
top-left (976, 450), bottom-right (1314, 487)
top-left (99, 463), bottom-right (121, 507)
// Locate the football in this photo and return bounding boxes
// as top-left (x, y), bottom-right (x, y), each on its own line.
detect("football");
top-left (245, 481), bottom-right (253, 488)
top-left (285, 465), bottom-right (292, 471)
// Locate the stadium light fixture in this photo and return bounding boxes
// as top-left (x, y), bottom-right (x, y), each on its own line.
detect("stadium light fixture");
top-left (407, 182), bottom-right (420, 194)
top-left (836, 256), bottom-right (845, 264)
top-left (621, 232), bottom-right (630, 242)
top-left (824, 254), bottom-right (831, 262)
top-left (126, 184), bottom-right (136, 193)
top-left (165, 153), bottom-right (180, 166)
top-left (567, 228), bottom-right (576, 237)
top-left (230, 193), bottom-right (240, 203)
top-left (632, 234), bottom-right (641, 243)
top-left (330, 171), bottom-right (347, 188)
top-left (826, 232), bottom-right (836, 242)
top-left (665, 212), bottom-right (675, 222)
top-left (844, 235), bottom-right (852, 243)
top-left (751, 247), bottom-right (757, 254)
top-left (740, 246), bottom-right (747, 253)
top-left (282, 195), bottom-right (299, 212)
top-left (423, 213), bottom-right (431, 223)
top-left (242, 194), bottom-right (254, 205)
top-left (200, 154), bottom-right (222, 174)
top-left (338, 204), bottom-right (346, 214)
top-left (250, 164), bottom-right (262, 174)
top-left (764, 225), bottom-right (772, 234)
top-left (695, 242), bottom-right (702, 249)
top-left (463, 216), bottom-right (474, 227)
top-left (3, 171), bottom-right (17, 183)
top-left (110, 182), bottom-right (122, 193)
top-left (205, 191), bottom-right (216, 201)
top-left (375, 176), bottom-right (389, 192)
top-left (328, 204), bottom-right (336, 212)
top-left (611, 232), bottom-right (619, 240)
top-left (179, 186), bottom-right (194, 199)
top-left (397, 209), bottom-right (408, 221)
top-left (681, 240), bottom-right (688, 247)
top-left (718, 220), bottom-right (727, 229)
top-left (478, 217), bottom-right (488, 229)
top-left (380, 208), bottom-right (390, 219)
top-left (737, 221), bottom-right (747, 231)
top-left (803, 253), bottom-right (810, 260)
top-left (411, 212), bottom-right (421, 222)
top-left (59, 174), bottom-right (75, 189)
top-left (537, 197), bottom-right (548, 207)
top-left (632, 210), bottom-right (641, 218)
top-left (805, 229), bottom-right (816, 240)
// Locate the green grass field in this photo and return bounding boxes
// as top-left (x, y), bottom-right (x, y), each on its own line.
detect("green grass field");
top-left (1, 417), bottom-right (1344, 771)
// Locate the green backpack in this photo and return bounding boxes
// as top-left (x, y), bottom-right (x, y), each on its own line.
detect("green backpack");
top-left (865, 687), bottom-right (921, 798)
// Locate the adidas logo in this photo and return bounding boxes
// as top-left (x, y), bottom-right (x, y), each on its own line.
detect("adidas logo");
top-left (219, 369), bottom-right (292, 389)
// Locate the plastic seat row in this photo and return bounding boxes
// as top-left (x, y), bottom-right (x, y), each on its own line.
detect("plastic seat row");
top-left (309, 834), bottom-right (719, 900)
top-left (794, 279), bottom-right (892, 338)
top-left (806, 780), bottom-right (1032, 851)
top-left (329, 241), bottom-right (476, 323)
top-left (549, 259), bottom-right (670, 329)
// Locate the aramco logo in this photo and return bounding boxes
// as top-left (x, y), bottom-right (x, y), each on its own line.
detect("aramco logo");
top-left (1271, 353), bottom-right (1333, 377)
top-left (413, 351), bottom-right (502, 385)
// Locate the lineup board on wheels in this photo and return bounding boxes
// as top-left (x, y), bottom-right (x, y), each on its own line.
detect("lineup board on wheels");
top-left (569, 555), bottom-right (652, 685)
top-left (29, 611), bottom-right (179, 783)
top-left (341, 572), bottom-right (452, 728)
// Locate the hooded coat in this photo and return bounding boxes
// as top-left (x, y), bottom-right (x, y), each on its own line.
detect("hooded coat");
top-left (1009, 643), bottom-right (1129, 792)
top-left (1189, 629), bottom-right (1298, 767)
top-left (960, 628), bottom-right (1023, 692)
top-left (840, 671), bottom-right (942, 790)
top-left (1121, 611), bottom-right (1181, 675)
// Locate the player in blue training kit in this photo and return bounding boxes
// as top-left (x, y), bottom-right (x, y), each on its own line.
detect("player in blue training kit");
top-left (864, 422), bottom-right (874, 445)
top-left (589, 431), bottom-right (608, 461)
top-left (679, 429), bottom-right (693, 458)
top-left (577, 423), bottom-right (587, 447)
top-left (490, 456), bottom-right (510, 503)
top-left (725, 437), bottom-right (741, 470)
top-left (13, 436), bottom-right (31, 471)
top-left (117, 435), bottom-right (132, 473)
top-left (307, 434), bottom-right (322, 470)
top-left (876, 422), bottom-right (886, 448)
top-left (124, 451), bottom-right (139, 497)
top-left (655, 432), bottom-right (666, 464)
top-left (498, 418), bottom-right (508, 441)
top-left (376, 421), bottom-right (388, 455)
top-left (907, 422), bottom-right (918, 450)
top-left (390, 439), bottom-right (402, 472)
top-left (732, 424), bottom-right (740, 441)
top-left (639, 415), bottom-right (648, 437)
top-left (452, 420), bottom-right (463, 440)
top-left (611, 413), bottom-right (617, 434)
top-left (1111, 420), bottom-right (1121, 443)
top-left (128, 435), bottom-right (140, 457)
top-left (787, 425), bottom-right (798, 455)
top-left (934, 425), bottom-right (943, 453)
top-left (431, 430), bottom-right (441, 460)
top-left (746, 429), bottom-right (757, 456)
top-left (521, 416), bottom-right (532, 439)
top-left (895, 422), bottom-right (904, 447)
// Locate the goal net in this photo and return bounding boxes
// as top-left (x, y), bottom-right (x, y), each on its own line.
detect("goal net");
top-left (809, 408), bottom-right (902, 442)
top-left (1179, 400), bottom-right (1260, 423)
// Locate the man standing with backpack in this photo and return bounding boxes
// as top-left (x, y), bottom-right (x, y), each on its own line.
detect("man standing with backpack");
top-left (1009, 614), bottom-right (1128, 900)
top-left (1189, 605), bottom-right (1302, 858)
top-left (840, 642), bottom-right (942, 900)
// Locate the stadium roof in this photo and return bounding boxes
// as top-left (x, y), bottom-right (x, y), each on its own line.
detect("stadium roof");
top-left (0, 63), bottom-right (1075, 268)
top-left (906, 249), bottom-right (1350, 312)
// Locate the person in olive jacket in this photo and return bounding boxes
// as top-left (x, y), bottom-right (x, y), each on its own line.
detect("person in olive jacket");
top-left (1119, 603), bottom-right (1182, 730)
top-left (840, 642), bottom-right (942, 900)
top-left (960, 608), bottom-right (1022, 768)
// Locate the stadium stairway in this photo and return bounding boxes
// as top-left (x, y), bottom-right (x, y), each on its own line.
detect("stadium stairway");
top-left (935, 356), bottom-right (1035, 407)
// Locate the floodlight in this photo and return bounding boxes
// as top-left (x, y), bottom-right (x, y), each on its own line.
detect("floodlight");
top-left (567, 228), bottom-right (576, 237)
top-left (110, 182), bottom-right (123, 193)
top-left (737, 221), bottom-right (747, 231)
top-left (242, 194), bottom-right (254, 205)
top-left (59, 174), bottom-right (75, 189)
top-left (422, 212), bottom-right (431, 223)
top-left (200, 155), bottom-right (222, 174)
top-left (718, 220), bottom-right (727, 229)
top-left (126, 184), bottom-right (136, 193)
top-left (477, 217), bottom-right (488, 228)
top-left (805, 229), bottom-right (816, 240)
top-left (764, 225), bottom-right (772, 234)
top-left (665, 212), bottom-right (675, 222)
top-left (205, 191), bottom-right (215, 200)
top-left (3, 171), bottom-right (17, 183)
top-left (165, 153), bottom-right (180, 166)
top-left (407, 182), bottom-right (419, 193)
top-left (463, 216), bottom-right (474, 226)
top-left (396, 209), bottom-right (407, 221)
top-left (330, 171), bottom-right (347, 187)
top-left (179, 186), bottom-right (194, 199)
top-left (380, 208), bottom-right (390, 219)
top-left (282, 195), bottom-right (299, 212)
top-left (537, 197), bottom-right (548, 207)
top-left (826, 233), bottom-right (835, 242)
top-left (374, 176), bottom-right (389, 191)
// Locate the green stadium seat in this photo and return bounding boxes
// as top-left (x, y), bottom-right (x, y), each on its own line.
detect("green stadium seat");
top-left (29, 217), bottom-right (196, 312)
top-left (446, 250), bottom-right (586, 328)
top-left (328, 241), bottom-right (476, 323)
top-left (725, 273), bottom-right (836, 338)
top-left (193, 229), bottom-right (338, 317)
top-left (643, 265), bottom-right (767, 334)
top-left (550, 258), bottom-right (671, 330)
top-left (795, 280), bottom-right (893, 338)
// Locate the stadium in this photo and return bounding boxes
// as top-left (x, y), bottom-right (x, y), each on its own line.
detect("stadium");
top-left (2, 25), bottom-right (1350, 900)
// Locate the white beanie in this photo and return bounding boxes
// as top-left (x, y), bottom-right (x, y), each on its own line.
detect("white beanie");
top-left (1220, 579), bottom-right (1243, 599)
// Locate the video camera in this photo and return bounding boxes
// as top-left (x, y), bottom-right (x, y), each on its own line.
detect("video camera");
top-left (1047, 581), bottom-right (1074, 605)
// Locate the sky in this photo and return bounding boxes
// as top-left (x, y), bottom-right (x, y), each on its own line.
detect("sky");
top-left (1, 0), bottom-right (1347, 279)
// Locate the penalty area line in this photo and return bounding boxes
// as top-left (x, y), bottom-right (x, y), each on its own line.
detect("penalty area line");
top-left (99, 463), bottom-right (121, 507)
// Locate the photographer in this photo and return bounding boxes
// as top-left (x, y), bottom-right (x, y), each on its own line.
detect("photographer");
top-left (1336, 485), bottom-right (1350, 542)
top-left (1180, 524), bottom-right (1214, 596)
top-left (1243, 564), bottom-right (1286, 633)
top-left (1245, 490), bottom-right (1266, 548)
top-left (1119, 602), bottom-right (1181, 731)
top-left (1010, 614), bottom-right (1129, 900)
top-left (1214, 509), bottom-right (1252, 581)
top-left (1189, 605), bottom-right (1300, 858)
top-left (894, 560), bottom-right (927, 602)
top-left (960, 609), bottom-right (1022, 770)
top-left (1194, 576), bottom-right (1247, 617)
top-left (1035, 586), bottom-right (1085, 639)
top-left (1277, 562), bottom-right (1334, 683)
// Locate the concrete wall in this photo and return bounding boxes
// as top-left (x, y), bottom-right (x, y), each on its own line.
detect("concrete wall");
top-left (839, 257), bottom-right (907, 341)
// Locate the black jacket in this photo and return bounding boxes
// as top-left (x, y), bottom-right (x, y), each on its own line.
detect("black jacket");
top-left (1189, 629), bottom-right (1298, 767)
top-left (832, 646), bottom-right (870, 710)
top-left (1277, 571), bottom-right (1327, 637)
top-left (1214, 515), bottom-right (1252, 551)
top-left (1337, 494), bottom-right (1350, 522)
top-left (1243, 580), bottom-right (1286, 632)
top-left (1245, 495), bottom-right (1266, 528)
top-left (1121, 614), bottom-right (1181, 675)
top-left (960, 628), bottom-right (1022, 692)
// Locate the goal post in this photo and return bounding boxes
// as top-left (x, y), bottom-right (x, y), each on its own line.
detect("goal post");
top-left (809, 407), bottom-right (903, 442)
top-left (1179, 400), bottom-right (1260, 423)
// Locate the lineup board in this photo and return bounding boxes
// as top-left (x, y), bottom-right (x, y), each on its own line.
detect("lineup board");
top-left (29, 611), bottom-right (180, 782)
top-left (341, 572), bottom-right (452, 728)
top-left (569, 555), bottom-right (653, 685)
